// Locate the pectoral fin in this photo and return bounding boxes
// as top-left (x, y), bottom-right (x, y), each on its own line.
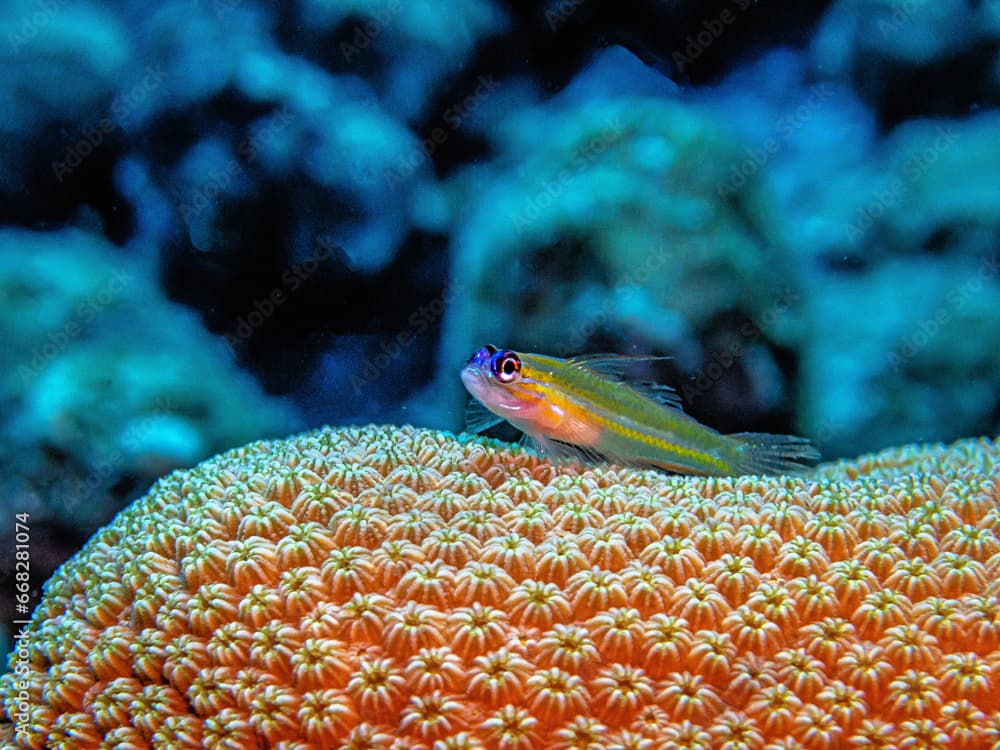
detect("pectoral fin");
top-left (520, 431), bottom-right (605, 465)
top-left (464, 397), bottom-right (504, 434)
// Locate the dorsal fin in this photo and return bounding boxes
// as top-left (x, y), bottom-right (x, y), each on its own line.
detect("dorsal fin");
top-left (567, 353), bottom-right (684, 410)
top-left (567, 353), bottom-right (671, 379)
top-left (628, 380), bottom-right (685, 410)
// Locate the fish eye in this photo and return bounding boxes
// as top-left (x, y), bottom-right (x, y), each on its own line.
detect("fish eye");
top-left (490, 350), bottom-right (521, 383)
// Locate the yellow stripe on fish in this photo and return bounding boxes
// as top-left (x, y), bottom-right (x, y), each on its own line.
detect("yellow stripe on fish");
top-left (461, 346), bottom-right (820, 477)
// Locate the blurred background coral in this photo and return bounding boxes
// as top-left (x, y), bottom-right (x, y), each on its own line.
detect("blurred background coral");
top-left (1, 0), bottom-right (998, 658)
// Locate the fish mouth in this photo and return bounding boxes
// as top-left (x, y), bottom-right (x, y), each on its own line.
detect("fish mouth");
top-left (461, 367), bottom-right (523, 414)
top-left (460, 366), bottom-right (483, 393)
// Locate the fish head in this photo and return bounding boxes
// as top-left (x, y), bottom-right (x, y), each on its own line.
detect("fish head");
top-left (461, 346), bottom-right (545, 424)
top-left (462, 346), bottom-right (602, 447)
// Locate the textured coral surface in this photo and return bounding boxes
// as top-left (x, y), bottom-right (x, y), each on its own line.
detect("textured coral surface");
top-left (3, 425), bottom-right (1000, 748)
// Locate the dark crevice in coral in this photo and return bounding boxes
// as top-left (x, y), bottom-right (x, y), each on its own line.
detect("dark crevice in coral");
top-left (0, 124), bottom-right (134, 245)
top-left (142, 88), bottom-right (280, 169)
top-left (162, 185), bottom-right (296, 327)
top-left (923, 226), bottom-right (956, 255)
top-left (867, 45), bottom-right (1000, 131)
top-left (683, 310), bottom-right (801, 436)
top-left (659, 0), bottom-right (828, 84)
top-left (405, 61), bottom-right (501, 178)
top-left (500, 1), bottom-right (616, 91)
top-left (214, 228), bottom-right (449, 399)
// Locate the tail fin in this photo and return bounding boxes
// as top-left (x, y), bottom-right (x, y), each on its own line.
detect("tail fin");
top-left (728, 432), bottom-right (821, 476)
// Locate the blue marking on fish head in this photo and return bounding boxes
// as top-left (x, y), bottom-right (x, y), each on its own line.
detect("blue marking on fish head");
top-left (466, 345), bottom-right (497, 369)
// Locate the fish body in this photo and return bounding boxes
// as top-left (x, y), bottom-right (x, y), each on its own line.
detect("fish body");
top-left (461, 346), bottom-right (820, 476)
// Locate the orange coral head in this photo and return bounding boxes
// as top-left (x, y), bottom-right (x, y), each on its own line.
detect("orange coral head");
top-left (1, 425), bottom-right (999, 748)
